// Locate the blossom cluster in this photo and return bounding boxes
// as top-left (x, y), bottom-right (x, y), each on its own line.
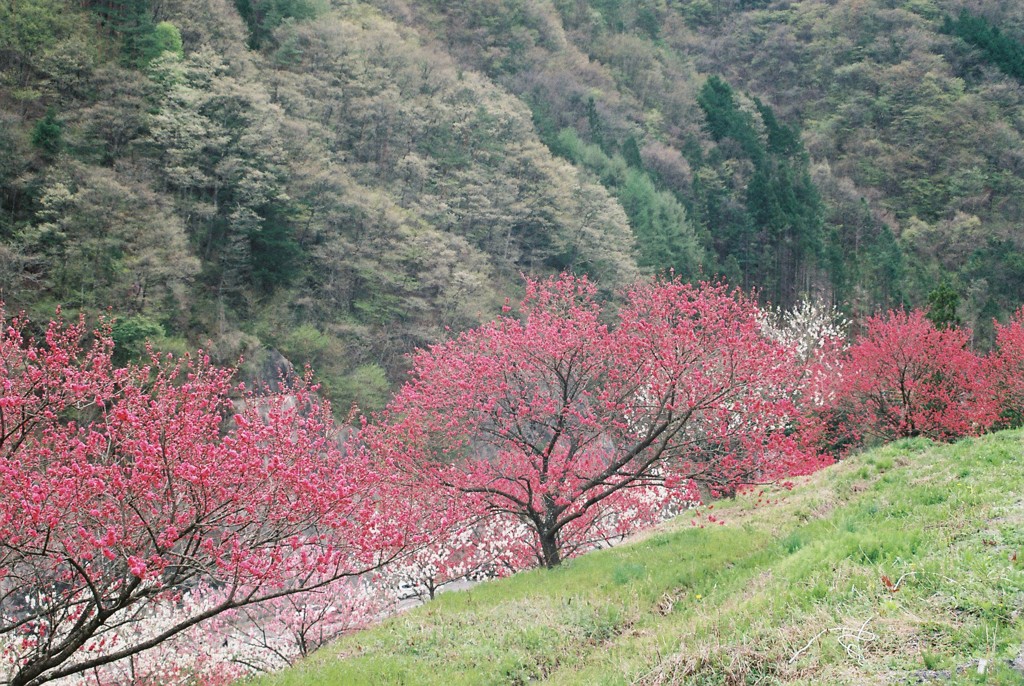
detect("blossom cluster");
top-left (6, 283), bottom-right (1024, 684)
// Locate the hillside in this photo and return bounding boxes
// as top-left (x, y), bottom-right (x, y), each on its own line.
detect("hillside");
top-left (5, 0), bottom-right (1024, 409)
top-left (252, 430), bottom-right (1024, 685)
top-left (369, 0), bottom-right (1024, 332)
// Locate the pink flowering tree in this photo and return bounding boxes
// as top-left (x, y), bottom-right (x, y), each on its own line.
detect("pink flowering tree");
top-left (383, 515), bottom-right (537, 601)
top-left (211, 577), bottom-right (391, 670)
top-left (0, 313), bottom-right (406, 685)
top-left (16, 576), bottom-right (392, 685)
top-left (366, 274), bottom-right (821, 568)
top-left (832, 309), bottom-right (997, 444)
top-left (985, 306), bottom-right (1024, 428)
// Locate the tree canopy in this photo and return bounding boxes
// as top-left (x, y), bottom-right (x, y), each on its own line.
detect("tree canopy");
top-left (366, 274), bottom-right (824, 568)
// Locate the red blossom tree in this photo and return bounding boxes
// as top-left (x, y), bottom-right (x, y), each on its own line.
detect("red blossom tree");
top-left (366, 274), bottom-right (823, 568)
top-left (0, 313), bottom-right (405, 685)
top-left (985, 306), bottom-right (1024, 428)
top-left (832, 309), bottom-right (996, 444)
top-left (22, 576), bottom-right (392, 685)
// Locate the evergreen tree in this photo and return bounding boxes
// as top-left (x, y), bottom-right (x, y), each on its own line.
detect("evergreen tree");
top-left (696, 77), bottom-right (826, 305)
top-left (235, 0), bottom-right (321, 49)
top-left (621, 135), bottom-right (644, 169)
top-left (116, 0), bottom-right (156, 66)
top-left (944, 10), bottom-right (1024, 82)
top-left (926, 280), bottom-right (962, 330)
top-left (586, 97), bottom-right (606, 152)
top-left (31, 108), bottom-right (63, 158)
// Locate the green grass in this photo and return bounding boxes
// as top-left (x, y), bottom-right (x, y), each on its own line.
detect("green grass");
top-left (252, 431), bottom-right (1024, 685)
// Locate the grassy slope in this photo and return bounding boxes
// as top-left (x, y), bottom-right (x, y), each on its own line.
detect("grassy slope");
top-left (253, 431), bottom-right (1024, 685)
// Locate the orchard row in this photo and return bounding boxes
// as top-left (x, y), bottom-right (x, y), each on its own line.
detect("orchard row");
top-left (2, 274), bottom-right (1022, 684)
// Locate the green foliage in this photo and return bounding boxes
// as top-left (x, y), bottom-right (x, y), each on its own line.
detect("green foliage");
top-left (944, 10), bottom-right (1024, 82)
top-left (250, 213), bottom-right (302, 293)
top-left (963, 240), bottom-right (1024, 341)
top-left (677, 0), bottom-right (718, 28)
top-left (926, 280), bottom-right (962, 330)
top-left (554, 128), bottom-right (702, 276)
top-left (113, 0), bottom-right (157, 66)
top-left (273, 323), bottom-right (390, 412)
top-left (754, 98), bottom-right (800, 157)
top-left (31, 109), bottom-right (62, 157)
top-left (234, 0), bottom-right (323, 48)
top-left (697, 76), bottom-right (763, 161)
top-left (5, 0), bottom-right (1024, 407)
top-left (332, 364), bottom-right (391, 413)
top-left (863, 224), bottom-right (906, 306)
top-left (278, 323), bottom-right (335, 365)
top-left (144, 21), bottom-right (183, 64)
top-left (15, 162), bottom-right (198, 318)
top-left (590, 0), bottom-right (625, 32)
top-left (585, 96), bottom-right (605, 152)
top-left (549, 0), bottom-right (1024, 326)
top-left (111, 315), bottom-right (164, 364)
top-left (619, 167), bottom-right (698, 273)
top-left (110, 8), bottom-right (183, 69)
top-left (695, 77), bottom-right (827, 306)
top-left (621, 135), bottom-right (643, 170)
top-left (0, 0), bottom-right (78, 61)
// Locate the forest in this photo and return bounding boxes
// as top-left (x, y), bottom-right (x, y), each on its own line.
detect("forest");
top-left (5, 0), bottom-right (1024, 407)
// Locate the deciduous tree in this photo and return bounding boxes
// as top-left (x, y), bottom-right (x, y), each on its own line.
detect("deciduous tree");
top-left (985, 306), bottom-right (1024, 428)
top-left (831, 309), bottom-right (996, 443)
top-left (366, 274), bottom-right (821, 568)
top-left (0, 312), bottom-right (404, 685)
top-left (384, 516), bottom-right (532, 601)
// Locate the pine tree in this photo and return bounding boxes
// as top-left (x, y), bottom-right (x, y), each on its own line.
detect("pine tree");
top-left (926, 280), bottom-right (962, 330)
top-left (31, 108), bottom-right (63, 158)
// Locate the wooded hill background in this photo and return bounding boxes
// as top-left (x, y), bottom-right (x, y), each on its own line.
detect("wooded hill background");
top-left (3, 0), bottom-right (1024, 410)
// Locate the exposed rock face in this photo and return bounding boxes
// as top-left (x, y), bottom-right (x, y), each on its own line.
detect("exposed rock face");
top-left (261, 348), bottom-right (296, 391)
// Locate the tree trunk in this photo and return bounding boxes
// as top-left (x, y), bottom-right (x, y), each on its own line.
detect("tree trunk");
top-left (695, 480), bottom-right (714, 505)
top-left (539, 528), bottom-right (561, 568)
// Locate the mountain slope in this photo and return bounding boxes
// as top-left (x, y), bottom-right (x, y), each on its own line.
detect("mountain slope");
top-left (5, 0), bottom-right (1024, 403)
top-left (1, 0), bottom-right (639, 407)
top-left (254, 430), bottom-right (1024, 685)
top-left (368, 0), bottom-right (1024, 329)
